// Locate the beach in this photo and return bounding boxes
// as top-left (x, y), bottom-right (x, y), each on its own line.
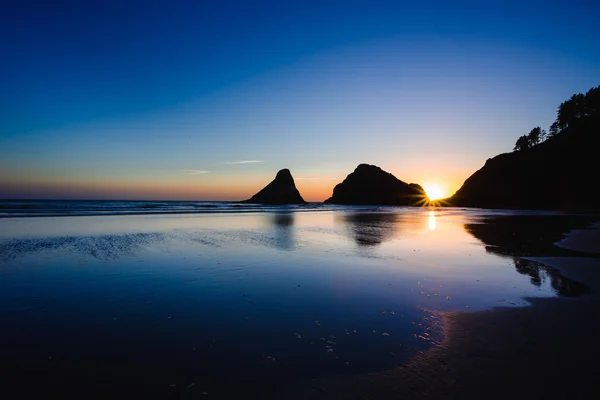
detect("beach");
top-left (288, 221), bottom-right (600, 399)
top-left (1, 203), bottom-right (598, 399)
top-left (5, 2), bottom-right (599, 398)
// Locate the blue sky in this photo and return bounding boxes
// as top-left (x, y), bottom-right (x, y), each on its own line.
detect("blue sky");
top-left (1, 0), bottom-right (599, 201)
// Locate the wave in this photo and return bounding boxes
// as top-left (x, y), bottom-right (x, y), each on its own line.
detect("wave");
top-left (0, 200), bottom-right (346, 218)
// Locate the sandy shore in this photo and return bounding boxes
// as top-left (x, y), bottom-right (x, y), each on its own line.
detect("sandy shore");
top-left (287, 222), bottom-right (600, 399)
top-left (555, 221), bottom-right (600, 255)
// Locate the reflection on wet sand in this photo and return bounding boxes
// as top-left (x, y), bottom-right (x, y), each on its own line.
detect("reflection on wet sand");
top-left (268, 211), bottom-right (296, 251)
top-left (463, 215), bottom-right (598, 257)
top-left (428, 210), bottom-right (436, 231)
top-left (465, 215), bottom-right (593, 297)
top-left (272, 211), bottom-right (294, 228)
top-left (3, 209), bottom-right (598, 399)
top-left (513, 258), bottom-right (589, 297)
top-left (338, 212), bottom-right (403, 246)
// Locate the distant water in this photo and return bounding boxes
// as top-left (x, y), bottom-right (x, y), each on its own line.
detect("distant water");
top-left (0, 199), bottom-right (572, 219)
top-left (0, 199), bottom-right (343, 218)
top-left (0, 205), bottom-right (594, 398)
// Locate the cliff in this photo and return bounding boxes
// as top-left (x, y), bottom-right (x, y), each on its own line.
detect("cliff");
top-left (448, 115), bottom-right (600, 210)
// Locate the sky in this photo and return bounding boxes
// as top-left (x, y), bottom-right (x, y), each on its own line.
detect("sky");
top-left (1, 0), bottom-right (599, 202)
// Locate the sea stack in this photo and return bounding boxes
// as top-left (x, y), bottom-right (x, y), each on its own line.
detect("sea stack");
top-left (242, 169), bottom-right (306, 205)
top-left (324, 164), bottom-right (426, 206)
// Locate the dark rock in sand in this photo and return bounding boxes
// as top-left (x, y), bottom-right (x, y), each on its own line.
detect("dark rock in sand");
top-left (242, 169), bottom-right (306, 205)
top-left (324, 164), bottom-right (426, 206)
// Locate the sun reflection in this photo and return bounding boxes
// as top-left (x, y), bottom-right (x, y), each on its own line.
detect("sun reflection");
top-left (428, 210), bottom-right (436, 231)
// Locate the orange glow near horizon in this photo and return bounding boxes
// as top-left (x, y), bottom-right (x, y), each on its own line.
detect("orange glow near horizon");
top-left (1, 173), bottom-right (461, 203)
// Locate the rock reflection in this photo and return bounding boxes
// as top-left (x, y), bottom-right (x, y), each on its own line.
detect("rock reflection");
top-left (513, 258), bottom-right (589, 297)
top-left (340, 212), bottom-right (401, 247)
top-left (464, 215), bottom-right (596, 257)
top-left (464, 215), bottom-right (593, 297)
top-left (272, 212), bottom-right (294, 227)
top-left (268, 211), bottom-right (296, 251)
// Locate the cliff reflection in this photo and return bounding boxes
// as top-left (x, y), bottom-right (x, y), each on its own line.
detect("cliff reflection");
top-left (464, 216), bottom-right (592, 297)
top-left (267, 211), bottom-right (296, 251)
top-left (272, 211), bottom-right (294, 228)
top-left (464, 215), bottom-right (596, 257)
top-left (338, 212), bottom-right (402, 247)
top-left (513, 258), bottom-right (589, 297)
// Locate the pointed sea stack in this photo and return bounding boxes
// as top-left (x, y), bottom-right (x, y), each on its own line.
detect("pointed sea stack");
top-left (242, 169), bottom-right (306, 205)
top-left (324, 164), bottom-right (426, 206)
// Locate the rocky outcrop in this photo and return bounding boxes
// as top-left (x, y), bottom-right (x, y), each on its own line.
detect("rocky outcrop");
top-left (324, 164), bottom-right (426, 205)
top-left (447, 115), bottom-right (600, 210)
top-left (242, 169), bottom-right (306, 205)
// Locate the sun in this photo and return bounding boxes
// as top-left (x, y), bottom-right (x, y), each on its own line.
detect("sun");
top-left (422, 184), bottom-right (446, 201)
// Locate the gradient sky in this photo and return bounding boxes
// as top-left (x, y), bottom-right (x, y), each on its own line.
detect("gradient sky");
top-left (1, 0), bottom-right (599, 201)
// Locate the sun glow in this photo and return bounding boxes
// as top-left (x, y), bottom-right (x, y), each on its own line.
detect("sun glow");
top-left (423, 184), bottom-right (446, 201)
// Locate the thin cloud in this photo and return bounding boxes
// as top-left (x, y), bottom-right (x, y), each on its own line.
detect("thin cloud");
top-left (224, 160), bottom-right (263, 165)
top-left (183, 169), bottom-right (210, 175)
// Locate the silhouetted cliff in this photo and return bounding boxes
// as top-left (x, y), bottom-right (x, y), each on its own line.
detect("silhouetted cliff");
top-left (448, 115), bottom-right (600, 210)
top-left (324, 164), bottom-right (426, 205)
top-left (242, 169), bottom-right (306, 205)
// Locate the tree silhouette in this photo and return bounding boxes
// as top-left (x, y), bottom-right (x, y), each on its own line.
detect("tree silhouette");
top-left (512, 84), bottom-right (598, 151)
top-left (514, 135), bottom-right (530, 151)
top-left (585, 85), bottom-right (600, 116)
top-left (548, 121), bottom-right (560, 138)
top-left (527, 127), bottom-right (542, 146)
top-left (557, 93), bottom-right (585, 129)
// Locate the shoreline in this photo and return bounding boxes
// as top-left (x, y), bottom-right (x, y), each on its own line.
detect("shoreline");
top-left (288, 221), bottom-right (600, 399)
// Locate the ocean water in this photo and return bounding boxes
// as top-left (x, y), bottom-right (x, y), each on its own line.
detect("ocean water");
top-left (0, 199), bottom-right (338, 217)
top-left (0, 201), bottom-right (593, 398)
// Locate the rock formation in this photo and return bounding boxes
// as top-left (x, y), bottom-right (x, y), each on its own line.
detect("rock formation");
top-left (447, 115), bottom-right (600, 210)
top-left (242, 169), bottom-right (306, 205)
top-left (324, 164), bottom-right (426, 205)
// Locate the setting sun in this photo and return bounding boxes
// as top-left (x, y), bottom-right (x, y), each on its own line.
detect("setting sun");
top-left (423, 184), bottom-right (446, 201)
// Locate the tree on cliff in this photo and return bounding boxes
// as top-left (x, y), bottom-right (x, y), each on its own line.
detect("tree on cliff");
top-left (514, 127), bottom-right (544, 151)
top-left (527, 127), bottom-right (542, 146)
top-left (557, 93), bottom-right (586, 129)
top-left (585, 85), bottom-right (600, 116)
top-left (554, 86), bottom-right (599, 129)
top-left (548, 121), bottom-right (560, 138)
top-left (539, 128), bottom-right (547, 142)
top-left (514, 135), bottom-right (530, 151)
top-left (513, 85), bottom-right (599, 151)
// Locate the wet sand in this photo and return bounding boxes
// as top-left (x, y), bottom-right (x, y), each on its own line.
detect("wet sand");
top-left (288, 223), bottom-right (600, 399)
top-left (555, 221), bottom-right (600, 255)
top-left (3, 211), bottom-right (598, 399)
